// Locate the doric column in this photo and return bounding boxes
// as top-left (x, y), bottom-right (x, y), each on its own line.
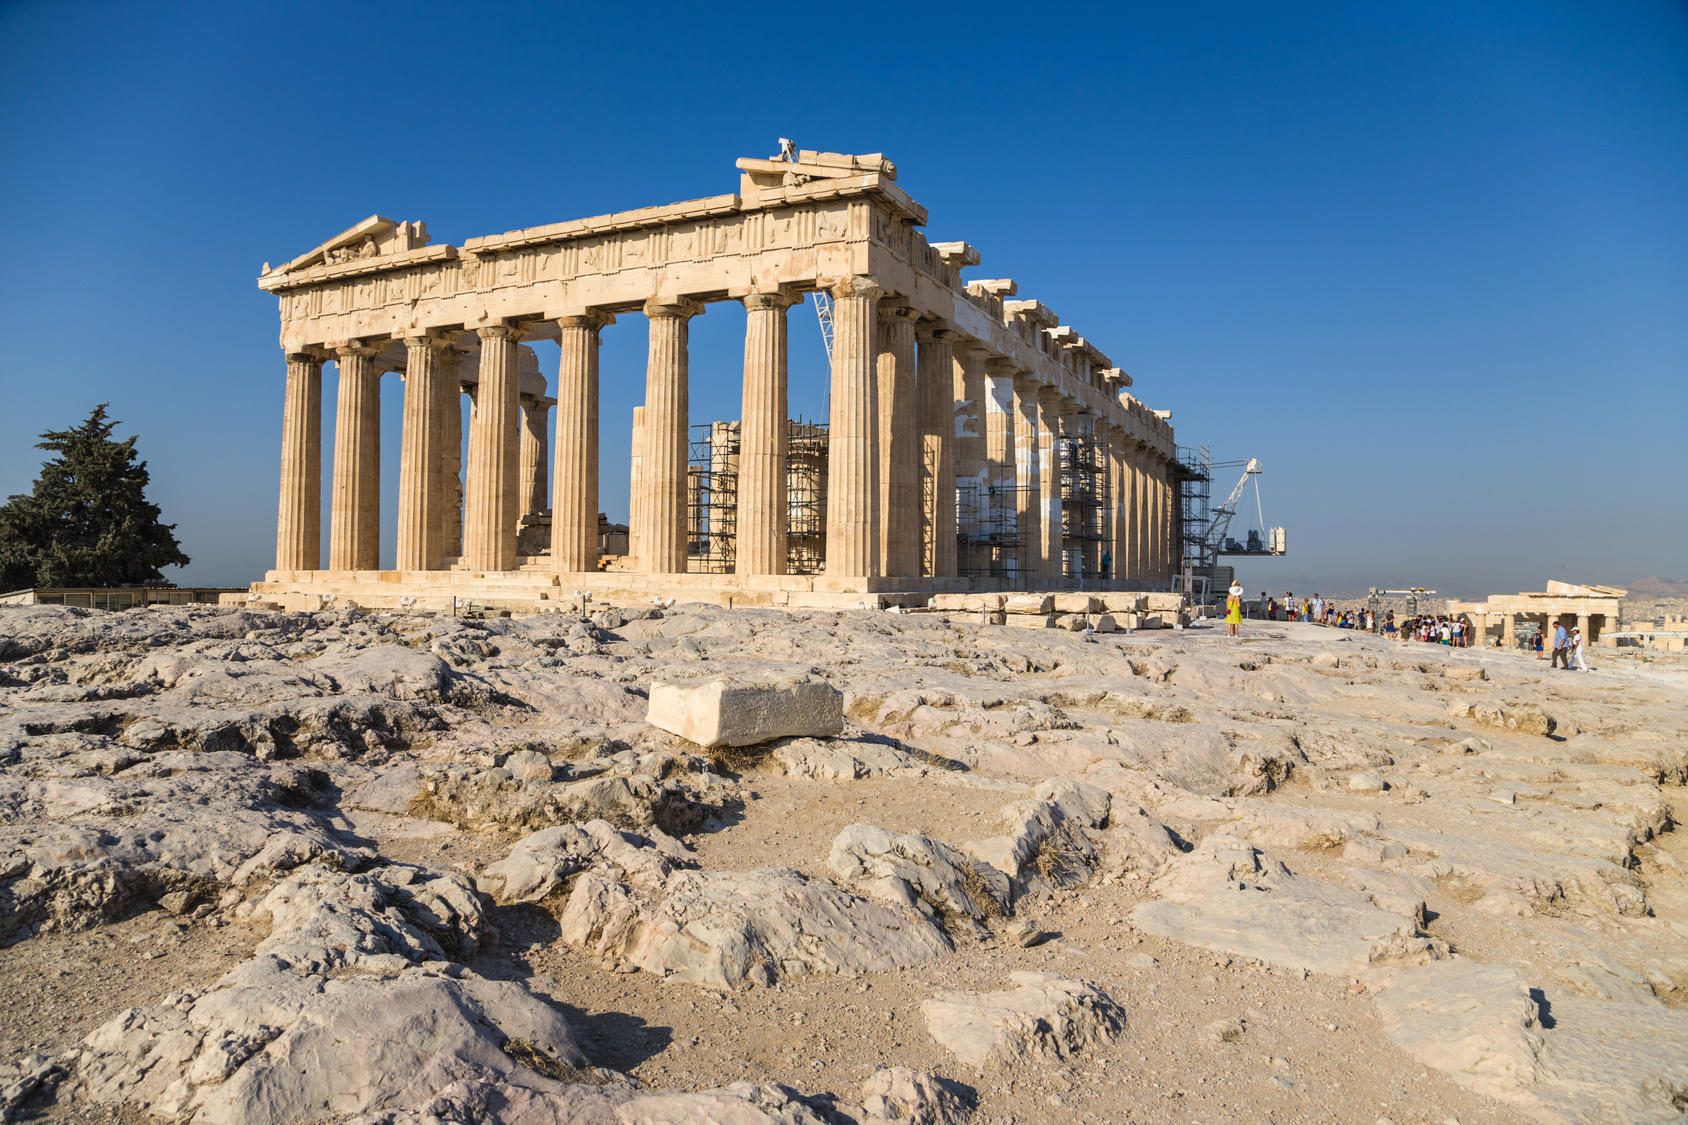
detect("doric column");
top-left (1148, 454), bottom-right (1166, 579)
top-left (917, 324), bottom-right (956, 578)
top-left (1099, 424), bottom-right (1120, 584)
top-left (984, 359), bottom-right (1018, 581)
top-left (637, 298), bottom-right (700, 574)
top-left (876, 298), bottom-right (919, 578)
top-left (1038, 389), bottom-right (1064, 584)
top-left (1126, 440), bottom-right (1146, 581)
top-left (824, 276), bottom-right (883, 579)
top-left (328, 343), bottom-right (381, 571)
top-left (1502, 613), bottom-right (1516, 648)
top-left (1012, 375), bottom-right (1043, 588)
top-left (628, 405), bottom-right (645, 567)
top-left (463, 324), bottom-right (521, 571)
top-left (435, 350), bottom-right (466, 564)
top-left (519, 395), bottom-right (549, 519)
top-left (552, 312), bottom-right (613, 573)
top-left (1111, 431), bottom-right (1128, 585)
top-left (737, 290), bottom-right (796, 576)
top-left (276, 351), bottom-right (323, 571)
top-left (396, 335), bottom-right (450, 571)
top-left (952, 343), bottom-right (988, 574)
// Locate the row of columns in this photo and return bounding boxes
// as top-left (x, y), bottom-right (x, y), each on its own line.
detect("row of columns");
top-left (276, 339), bottom-right (551, 575)
top-left (275, 277), bottom-right (1180, 585)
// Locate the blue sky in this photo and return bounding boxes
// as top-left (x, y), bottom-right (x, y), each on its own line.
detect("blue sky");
top-left (2, 1), bottom-right (1683, 596)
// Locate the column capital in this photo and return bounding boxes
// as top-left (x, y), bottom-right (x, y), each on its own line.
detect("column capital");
top-left (739, 288), bottom-right (800, 312)
top-left (400, 331), bottom-right (455, 350)
top-left (915, 322), bottom-right (955, 344)
top-left (1011, 372), bottom-right (1044, 394)
top-left (285, 348), bottom-right (328, 365)
top-left (643, 296), bottom-right (703, 321)
top-left (876, 297), bottom-right (918, 323)
top-left (331, 340), bottom-right (384, 360)
top-left (476, 323), bottom-right (524, 342)
top-left (555, 310), bottom-right (616, 333)
top-left (985, 356), bottom-right (1025, 378)
top-left (823, 275), bottom-right (884, 302)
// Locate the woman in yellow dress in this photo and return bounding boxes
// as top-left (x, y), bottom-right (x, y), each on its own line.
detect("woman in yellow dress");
top-left (1225, 580), bottom-right (1243, 637)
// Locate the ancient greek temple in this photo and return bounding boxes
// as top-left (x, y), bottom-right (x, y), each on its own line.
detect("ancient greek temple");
top-left (247, 150), bottom-right (1181, 610)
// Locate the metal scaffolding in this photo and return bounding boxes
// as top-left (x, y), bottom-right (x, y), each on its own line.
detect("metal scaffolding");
top-left (956, 479), bottom-right (1035, 589)
top-left (786, 420), bottom-right (827, 575)
top-left (687, 419), bottom-right (829, 576)
top-left (1058, 425), bottom-right (1109, 583)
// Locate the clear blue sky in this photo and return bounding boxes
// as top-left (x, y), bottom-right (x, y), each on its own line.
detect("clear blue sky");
top-left (2, 0), bottom-right (1684, 597)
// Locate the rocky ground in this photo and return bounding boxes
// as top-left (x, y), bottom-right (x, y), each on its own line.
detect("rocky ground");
top-left (1, 602), bottom-right (1684, 1124)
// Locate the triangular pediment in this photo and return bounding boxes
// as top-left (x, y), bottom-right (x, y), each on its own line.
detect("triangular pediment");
top-left (262, 216), bottom-right (430, 277)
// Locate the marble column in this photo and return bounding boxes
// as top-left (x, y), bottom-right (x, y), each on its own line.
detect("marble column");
top-left (1127, 441), bottom-right (1146, 581)
top-left (463, 325), bottom-right (521, 571)
top-left (824, 276), bottom-right (883, 579)
top-left (552, 312), bottom-right (612, 573)
top-left (276, 351), bottom-right (323, 571)
top-left (519, 396), bottom-right (549, 519)
top-left (436, 351), bottom-right (465, 565)
top-left (1037, 388), bottom-right (1063, 583)
top-left (328, 343), bottom-right (381, 571)
top-left (984, 360), bottom-right (1019, 581)
top-left (916, 324), bottom-right (956, 578)
top-left (1108, 426), bottom-right (1128, 585)
top-left (737, 290), bottom-right (795, 576)
top-left (396, 335), bottom-right (448, 571)
top-left (877, 299), bottom-right (919, 578)
top-left (638, 298), bottom-right (701, 574)
top-left (1503, 613), bottom-right (1517, 648)
top-left (628, 405), bottom-right (645, 567)
top-left (1012, 376), bottom-right (1043, 587)
top-left (952, 344), bottom-right (987, 573)
top-left (1144, 454), bottom-right (1161, 579)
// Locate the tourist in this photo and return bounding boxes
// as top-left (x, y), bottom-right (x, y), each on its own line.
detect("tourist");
top-left (1571, 627), bottom-right (1591, 671)
top-left (1226, 580), bottom-right (1243, 638)
top-left (1552, 621), bottom-right (1570, 669)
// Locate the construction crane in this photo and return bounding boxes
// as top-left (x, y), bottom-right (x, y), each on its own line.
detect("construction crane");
top-left (1185, 456), bottom-right (1285, 567)
top-left (1367, 587), bottom-right (1438, 618)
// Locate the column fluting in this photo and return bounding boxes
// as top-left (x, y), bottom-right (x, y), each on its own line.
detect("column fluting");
top-left (637, 298), bottom-right (700, 574)
top-left (952, 344), bottom-right (987, 575)
top-left (552, 312), bottom-right (612, 573)
top-left (519, 396), bottom-right (549, 520)
top-left (1012, 375), bottom-right (1042, 588)
top-left (328, 343), bottom-right (381, 571)
top-left (464, 324), bottom-right (521, 571)
top-left (396, 336), bottom-right (448, 571)
top-left (876, 299), bottom-right (919, 578)
top-left (916, 325), bottom-right (957, 578)
top-left (276, 351), bottom-right (323, 571)
top-left (737, 290), bottom-right (795, 576)
top-left (824, 276), bottom-right (884, 579)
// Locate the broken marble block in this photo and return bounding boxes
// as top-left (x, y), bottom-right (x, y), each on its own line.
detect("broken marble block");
top-left (647, 673), bottom-right (843, 749)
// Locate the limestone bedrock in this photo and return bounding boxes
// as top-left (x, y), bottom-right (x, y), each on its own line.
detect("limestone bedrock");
top-left (646, 672), bottom-right (843, 748)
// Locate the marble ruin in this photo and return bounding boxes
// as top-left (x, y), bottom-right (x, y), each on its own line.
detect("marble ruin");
top-left (1448, 580), bottom-right (1625, 648)
top-left (243, 150), bottom-right (1180, 611)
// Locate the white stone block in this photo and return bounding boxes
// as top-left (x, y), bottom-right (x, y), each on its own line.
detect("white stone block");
top-left (1004, 593), bottom-right (1053, 615)
top-left (1052, 594), bottom-right (1099, 614)
top-left (647, 673), bottom-right (843, 748)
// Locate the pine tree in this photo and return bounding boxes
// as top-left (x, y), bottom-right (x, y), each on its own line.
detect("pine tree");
top-left (0, 405), bottom-right (191, 590)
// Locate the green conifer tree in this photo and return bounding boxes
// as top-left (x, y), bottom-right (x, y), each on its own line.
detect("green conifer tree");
top-left (0, 405), bottom-right (190, 590)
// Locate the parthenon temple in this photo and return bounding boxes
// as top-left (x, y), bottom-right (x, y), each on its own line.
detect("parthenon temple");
top-left (243, 149), bottom-right (1182, 611)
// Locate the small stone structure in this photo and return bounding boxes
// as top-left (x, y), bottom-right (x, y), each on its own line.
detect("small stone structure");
top-left (244, 149), bottom-right (1181, 611)
top-left (1447, 580), bottom-right (1624, 648)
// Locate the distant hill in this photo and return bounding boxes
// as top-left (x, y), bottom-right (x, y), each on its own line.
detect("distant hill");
top-left (1624, 576), bottom-right (1688, 598)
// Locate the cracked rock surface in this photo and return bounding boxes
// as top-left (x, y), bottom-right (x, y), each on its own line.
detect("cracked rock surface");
top-left (2, 602), bottom-right (1685, 1123)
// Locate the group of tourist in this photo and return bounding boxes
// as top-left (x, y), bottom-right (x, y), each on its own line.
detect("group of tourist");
top-left (1218, 588), bottom-right (1597, 671)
